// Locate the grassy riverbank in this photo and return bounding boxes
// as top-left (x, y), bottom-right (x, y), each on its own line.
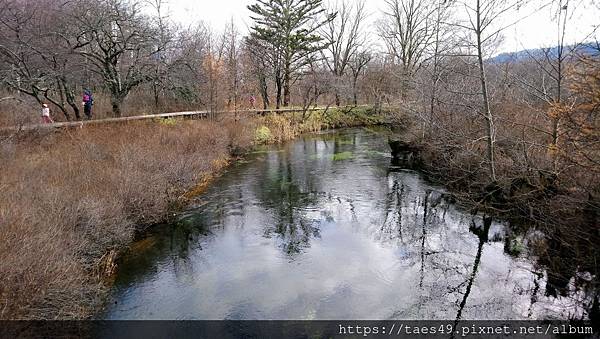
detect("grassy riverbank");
top-left (0, 118), bottom-right (253, 319)
top-left (0, 106), bottom-right (386, 319)
top-left (255, 106), bottom-right (390, 143)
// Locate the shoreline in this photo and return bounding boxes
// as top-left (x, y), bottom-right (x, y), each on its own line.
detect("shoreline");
top-left (0, 106), bottom-right (387, 320)
top-left (93, 107), bottom-right (390, 319)
top-left (389, 130), bottom-right (599, 318)
top-left (1, 118), bottom-right (255, 320)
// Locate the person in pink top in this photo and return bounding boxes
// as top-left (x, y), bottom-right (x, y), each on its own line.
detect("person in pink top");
top-left (41, 103), bottom-right (53, 124)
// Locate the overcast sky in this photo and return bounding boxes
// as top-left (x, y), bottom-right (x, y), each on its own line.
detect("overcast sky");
top-left (164, 0), bottom-right (599, 54)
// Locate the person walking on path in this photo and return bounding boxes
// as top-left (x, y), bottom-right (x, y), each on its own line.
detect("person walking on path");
top-left (41, 103), bottom-right (53, 124)
top-left (82, 89), bottom-right (94, 120)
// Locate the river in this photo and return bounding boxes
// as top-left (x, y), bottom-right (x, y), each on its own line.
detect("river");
top-left (103, 128), bottom-right (577, 320)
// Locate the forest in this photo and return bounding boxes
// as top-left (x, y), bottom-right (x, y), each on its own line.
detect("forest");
top-left (0, 0), bottom-right (598, 326)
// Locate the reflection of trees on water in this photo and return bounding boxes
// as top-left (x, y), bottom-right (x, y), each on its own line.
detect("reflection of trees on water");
top-left (378, 171), bottom-right (498, 321)
top-left (504, 205), bottom-right (599, 319)
top-left (527, 272), bottom-right (543, 318)
top-left (454, 216), bottom-right (491, 323)
top-left (156, 183), bottom-right (248, 278)
top-left (381, 180), bottom-right (405, 241)
top-left (380, 168), bottom-right (597, 321)
top-left (114, 213), bottom-right (215, 286)
top-left (254, 152), bottom-right (322, 256)
top-left (420, 191), bottom-right (430, 289)
top-left (378, 174), bottom-right (450, 245)
top-left (252, 134), bottom-right (363, 256)
top-left (551, 241), bottom-right (599, 320)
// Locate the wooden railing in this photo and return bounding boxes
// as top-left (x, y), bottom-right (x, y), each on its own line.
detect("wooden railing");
top-left (1, 106), bottom-right (376, 133)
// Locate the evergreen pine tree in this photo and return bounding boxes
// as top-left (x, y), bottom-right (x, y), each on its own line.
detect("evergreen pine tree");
top-left (248, 0), bottom-right (335, 107)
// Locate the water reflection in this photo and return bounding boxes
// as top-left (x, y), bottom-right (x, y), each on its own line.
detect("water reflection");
top-left (103, 129), bottom-right (586, 320)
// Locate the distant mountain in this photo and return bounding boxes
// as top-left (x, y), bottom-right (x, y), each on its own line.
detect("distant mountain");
top-left (490, 43), bottom-right (599, 63)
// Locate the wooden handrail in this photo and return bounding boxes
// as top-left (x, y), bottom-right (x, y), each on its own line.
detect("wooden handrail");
top-left (1, 106), bottom-right (371, 133)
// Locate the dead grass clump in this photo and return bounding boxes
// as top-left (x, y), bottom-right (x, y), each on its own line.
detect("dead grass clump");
top-left (257, 107), bottom-right (387, 144)
top-left (0, 118), bottom-right (252, 319)
top-left (0, 98), bottom-right (38, 127)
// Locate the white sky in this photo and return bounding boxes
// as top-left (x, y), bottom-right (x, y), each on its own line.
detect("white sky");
top-left (165, 0), bottom-right (600, 54)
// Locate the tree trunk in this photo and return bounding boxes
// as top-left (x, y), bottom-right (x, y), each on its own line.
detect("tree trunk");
top-left (153, 81), bottom-right (160, 109)
top-left (550, 44), bottom-right (563, 171)
top-left (428, 6), bottom-right (442, 137)
top-left (62, 81), bottom-right (80, 120)
top-left (275, 71), bottom-right (283, 109)
top-left (112, 101), bottom-right (121, 117)
top-left (259, 74), bottom-right (269, 109)
top-left (352, 76), bottom-right (359, 106)
top-left (283, 68), bottom-right (291, 107)
top-left (428, 69), bottom-right (438, 135)
top-left (476, 0), bottom-right (496, 181)
top-left (67, 100), bottom-right (81, 120)
top-left (55, 104), bottom-right (71, 121)
top-left (111, 94), bottom-right (125, 117)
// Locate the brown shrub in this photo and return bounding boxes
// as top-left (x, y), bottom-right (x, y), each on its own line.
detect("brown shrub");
top-left (0, 118), bottom-right (252, 319)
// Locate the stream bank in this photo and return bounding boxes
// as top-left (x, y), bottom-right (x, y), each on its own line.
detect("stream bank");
top-left (388, 130), bottom-right (599, 322)
top-left (0, 106), bottom-right (387, 320)
top-left (103, 127), bottom-right (585, 320)
top-left (91, 107), bottom-right (390, 318)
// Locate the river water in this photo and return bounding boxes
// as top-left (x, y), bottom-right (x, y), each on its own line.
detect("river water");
top-left (103, 128), bottom-right (575, 320)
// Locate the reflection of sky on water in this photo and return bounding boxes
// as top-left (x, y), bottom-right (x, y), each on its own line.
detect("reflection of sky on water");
top-left (103, 129), bottom-right (576, 320)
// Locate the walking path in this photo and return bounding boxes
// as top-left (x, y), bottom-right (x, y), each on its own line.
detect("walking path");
top-left (1, 106), bottom-right (364, 133)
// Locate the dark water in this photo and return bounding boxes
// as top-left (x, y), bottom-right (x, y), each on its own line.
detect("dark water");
top-left (103, 128), bottom-right (578, 320)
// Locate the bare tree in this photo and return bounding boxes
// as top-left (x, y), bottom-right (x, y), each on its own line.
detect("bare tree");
top-left (299, 58), bottom-right (331, 120)
top-left (320, 0), bottom-right (368, 106)
top-left (245, 35), bottom-right (283, 109)
top-left (364, 55), bottom-right (395, 114)
top-left (224, 20), bottom-right (241, 113)
top-left (349, 50), bottom-right (372, 106)
top-left (0, 0), bottom-right (82, 120)
top-left (453, 0), bottom-right (525, 181)
top-left (166, 24), bottom-right (212, 109)
top-left (66, 0), bottom-right (164, 116)
top-left (422, 0), bottom-right (454, 137)
top-left (379, 0), bottom-right (437, 97)
top-left (204, 27), bottom-right (226, 117)
top-left (146, 0), bottom-right (172, 110)
top-left (517, 0), bottom-right (599, 169)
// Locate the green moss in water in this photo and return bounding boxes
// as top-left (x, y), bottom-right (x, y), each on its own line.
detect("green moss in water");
top-left (332, 152), bottom-right (353, 161)
top-left (362, 150), bottom-right (388, 158)
top-left (507, 236), bottom-right (525, 256)
top-left (335, 139), bottom-right (355, 145)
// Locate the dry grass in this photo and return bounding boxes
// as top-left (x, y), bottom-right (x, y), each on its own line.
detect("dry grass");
top-left (0, 98), bottom-right (38, 127)
top-left (257, 106), bottom-right (389, 143)
top-left (0, 118), bottom-right (253, 319)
